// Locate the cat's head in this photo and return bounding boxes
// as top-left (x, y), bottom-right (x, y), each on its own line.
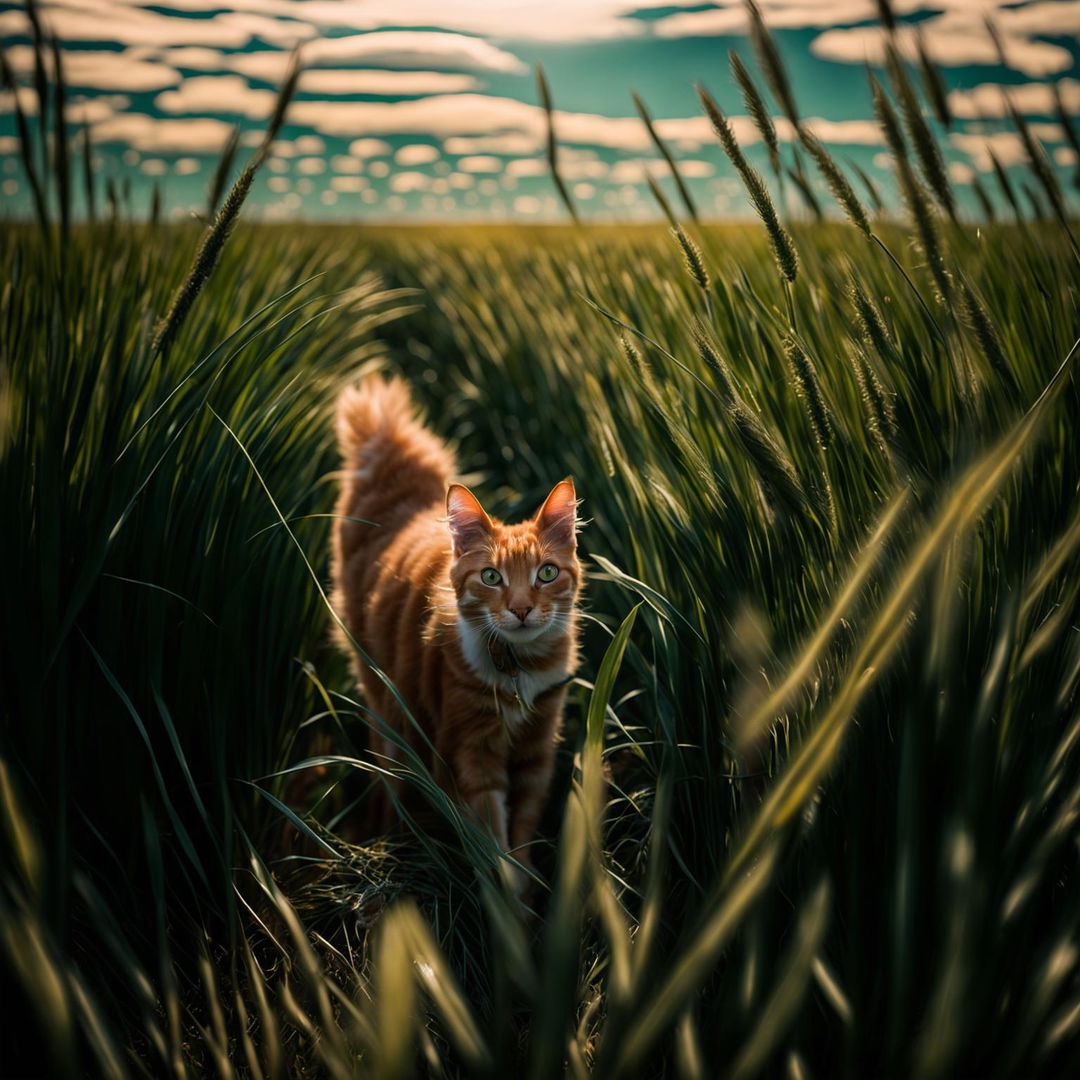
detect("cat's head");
top-left (446, 479), bottom-right (580, 645)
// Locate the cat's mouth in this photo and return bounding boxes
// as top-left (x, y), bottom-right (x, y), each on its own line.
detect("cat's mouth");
top-left (496, 620), bottom-right (549, 644)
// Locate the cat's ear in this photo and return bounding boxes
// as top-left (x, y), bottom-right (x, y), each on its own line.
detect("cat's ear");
top-left (446, 484), bottom-right (493, 557)
top-left (535, 477), bottom-right (578, 549)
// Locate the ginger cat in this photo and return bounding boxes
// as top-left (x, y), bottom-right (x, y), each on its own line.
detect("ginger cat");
top-left (330, 374), bottom-right (581, 880)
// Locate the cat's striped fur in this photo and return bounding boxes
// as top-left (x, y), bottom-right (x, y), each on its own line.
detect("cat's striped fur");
top-left (331, 374), bottom-right (581, 880)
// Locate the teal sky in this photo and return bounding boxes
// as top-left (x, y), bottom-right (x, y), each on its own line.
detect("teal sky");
top-left (1, 1), bottom-right (1078, 222)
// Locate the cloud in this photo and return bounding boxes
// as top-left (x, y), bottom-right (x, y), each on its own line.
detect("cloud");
top-left (505, 158), bottom-right (548, 178)
top-left (331, 175), bottom-right (370, 191)
top-left (389, 171), bottom-right (432, 192)
top-left (948, 79), bottom-right (1080, 119)
top-left (156, 46), bottom-right (222, 71)
top-left (21, 0), bottom-right (691, 46)
top-left (348, 138), bottom-right (393, 158)
top-left (457, 155), bottom-right (504, 172)
top-left (395, 144), bottom-right (441, 165)
top-left (267, 134), bottom-right (326, 157)
top-left (156, 75), bottom-right (276, 119)
top-left (443, 133), bottom-right (541, 156)
top-left (811, 19), bottom-right (1073, 78)
top-left (0, 87), bottom-right (38, 116)
top-left (949, 130), bottom-right (1029, 171)
top-left (174, 157), bottom-right (202, 174)
top-left (299, 69), bottom-right (479, 95)
top-left (5, 45), bottom-right (178, 91)
top-left (91, 113), bottom-right (235, 153)
top-left (330, 154), bottom-right (363, 173)
top-left (947, 160), bottom-right (975, 185)
top-left (606, 158), bottom-right (715, 183)
top-left (68, 94), bottom-right (131, 124)
top-left (159, 43), bottom-right (500, 85)
top-left (0, 4), bottom-right (311, 49)
top-left (654, 1), bottom-right (877, 38)
top-left (295, 156), bottom-right (326, 174)
top-left (301, 31), bottom-right (526, 73)
top-left (800, 117), bottom-right (884, 145)
top-left (280, 91), bottom-right (878, 157)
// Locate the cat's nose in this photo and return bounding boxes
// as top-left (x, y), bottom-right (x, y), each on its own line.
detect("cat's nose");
top-left (510, 606), bottom-right (533, 624)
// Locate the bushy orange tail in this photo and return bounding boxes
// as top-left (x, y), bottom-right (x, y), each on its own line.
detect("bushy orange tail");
top-left (332, 373), bottom-right (455, 570)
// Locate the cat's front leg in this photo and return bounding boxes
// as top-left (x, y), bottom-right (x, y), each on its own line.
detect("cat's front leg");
top-left (508, 691), bottom-right (563, 876)
top-left (453, 743), bottom-right (510, 850)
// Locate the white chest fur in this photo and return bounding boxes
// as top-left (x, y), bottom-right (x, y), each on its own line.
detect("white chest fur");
top-left (456, 618), bottom-right (569, 713)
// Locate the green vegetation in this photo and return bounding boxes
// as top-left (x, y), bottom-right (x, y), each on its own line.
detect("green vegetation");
top-left (4, 5), bottom-right (1080, 1078)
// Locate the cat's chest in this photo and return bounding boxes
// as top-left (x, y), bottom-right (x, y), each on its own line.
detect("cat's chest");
top-left (455, 620), bottom-right (568, 713)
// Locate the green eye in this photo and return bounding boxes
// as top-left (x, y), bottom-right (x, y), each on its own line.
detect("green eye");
top-left (537, 563), bottom-right (559, 583)
top-left (480, 567), bottom-right (502, 586)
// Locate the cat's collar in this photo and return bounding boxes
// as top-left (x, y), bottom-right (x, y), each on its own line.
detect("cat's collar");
top-left (487, 637), bottom-right (522, 678)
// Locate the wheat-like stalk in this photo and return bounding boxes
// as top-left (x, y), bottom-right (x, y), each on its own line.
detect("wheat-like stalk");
top-left (870, 71), bottom-right (906, 162)
top-left (984, 16), bottom-right (1010, 69)
top-left (692, 327), bottom-right (737, 406)
top-left (646, 173), bottom-right (678, 228)
top-left (1052, 82), bottom-right (1080, 190)
top-left (745, 0), bottom-right (798, 125)
top-left (850, 160), bottom-right (885, 215)
top-left (80, 121), bottom-right (95, 223)
top-left (784, 339), bottom-right (834, 450)
top-left (206, 124), bottom-right (240, 219)
top-left (785, 150), bottom-right (824, 221)
top-left (798, 128), bottom-right (870, 236)
top-left (969, 175), bottom-right (996, 223)
top-left (849, 279), bottom-right (900, 373)
top-left (872, 73), bottom-right (951, 302)
top-left (914, 29), bottom-right (951, 129)
top-left (729, 50), bottom-right (779, 175)
top-left (885, 43), bottom-right (955, 219)
top-left (48, 36), bottom-right (70, 236)
top-left (959, 278), bottom-right (1017, 391)
top-left (0, 44), bottom-right (48, 227)
top-left (873, 0), bottom-right (898, 33)
top-left (987, 148), bottom-right (1021, 218)
top-left (152, 54), bottom-right (301, 357)
top-left (850, 349), bottom-right (896, 453)
top-left (1005, 91), bottom-right (1078, 256)
top-left (634, 92), bottom-right (699, 222)
top-left (730, 402), bottom-right (808, 517)
top-left (672, 227), bottom-right (710, 293)
top-left (697, 84), bottom-right (798, 284)
top-left (536, 63), bottom-right (580, 226)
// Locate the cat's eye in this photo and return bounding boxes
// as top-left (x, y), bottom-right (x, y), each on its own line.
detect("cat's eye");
top-left (537, 563), bottom-right (559, 583)
top-left (480, 567), bottom-right (502, 586)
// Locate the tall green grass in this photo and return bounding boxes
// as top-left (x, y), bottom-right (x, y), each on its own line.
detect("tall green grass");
top-left (3, 1), bottom-right (1080, 1076)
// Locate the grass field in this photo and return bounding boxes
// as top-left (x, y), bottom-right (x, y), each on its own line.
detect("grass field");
top-left (4, 8), bottom-right (1080, 1078)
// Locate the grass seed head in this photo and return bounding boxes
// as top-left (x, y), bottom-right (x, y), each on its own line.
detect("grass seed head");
top-left (692, 326), bottom-right (738, 406)
top-left (960, 279), bottom-right (1017, 392)
top-left (746, 0), bottom-right (799, 125)
top-left (698, 84), bottom-right (798, 284)
top-left (885, 43), bottom-right (955, 218)
top-left (784, 338), bottom-right (835, 450)
top-left (730, 49), bottom-right (780, 173)
top-left (672, 227), bottom-right (710, 292)
top-left (798, 128), bottom-right (871, 237)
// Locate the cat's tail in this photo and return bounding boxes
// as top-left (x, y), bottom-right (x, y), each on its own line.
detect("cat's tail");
top-left (332, 373), bottom-right (455, 567)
